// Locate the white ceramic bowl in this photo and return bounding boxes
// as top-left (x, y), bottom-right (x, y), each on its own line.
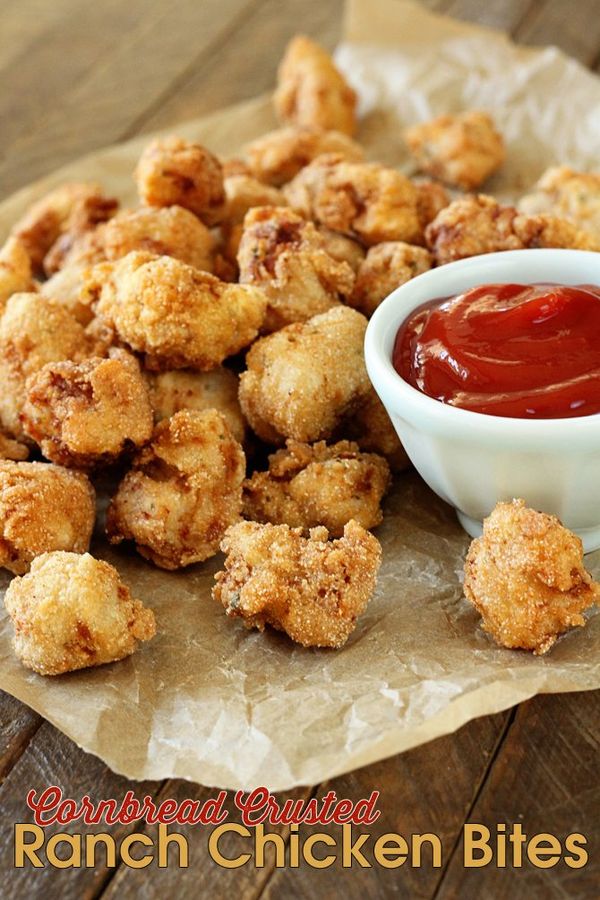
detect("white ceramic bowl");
top-left (365, 249), bottom-right (600, 551)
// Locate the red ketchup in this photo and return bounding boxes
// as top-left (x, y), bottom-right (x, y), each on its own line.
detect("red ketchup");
top-left (393, 283), bottom-right (600, 419)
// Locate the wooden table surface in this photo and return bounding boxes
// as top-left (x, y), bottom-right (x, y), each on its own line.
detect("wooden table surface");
top-left (1, 1), bottom-right (600, 897)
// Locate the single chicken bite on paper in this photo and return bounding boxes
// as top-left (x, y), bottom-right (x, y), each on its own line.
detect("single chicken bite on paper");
top-left (0, 292), bottom-right (90, 438)
top-left (350, 242), bottom-right (433, 316)
top-left (243, 125), bottom-right (364, 186)
top-left (243, 439), bottom-right (390, 536)
top-left (135, 136), bottom-right (225, 226)
top-left (285, 154), bottom-right (423, 245)
top-left (274, 35), bottom-right (357, 136)
top-left (518, 166), bottom-right (600, 237)
top-left (4, 552), bottom-right (156, 676)
top-left (22, 350), bottom-right (153, 469)
top-left (464, 499), bottom-right (600, 655)
top-left (239, 305), bottom-right (371, 444)
top-left (404, 111), bottom-right (505, 190)
top-left (146, 367), bottom-right (246, 443)
top-left (213, 519), bottom-right (381, 648)
top-left (0, 462), bottom-right (95, 575)
top-left (107, 409), bottom-right (245, 570)
top-left (0, 237), bottom-right (35, 311)
top-left (87, 251), bottom-right (266, 371)
top-left (237, 206), bottom-right (355, 331)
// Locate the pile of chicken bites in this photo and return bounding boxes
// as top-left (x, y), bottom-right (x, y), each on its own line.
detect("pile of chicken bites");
top-left (1, 36), bottom-right (599, 676)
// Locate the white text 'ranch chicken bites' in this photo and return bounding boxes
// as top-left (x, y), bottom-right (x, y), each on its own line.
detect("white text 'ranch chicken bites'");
top-left (0, 462), bottom-right (95, 574)
top-left (237, 206), bottom-right (355, 331)
top-left (213, 519), bottom-right (382, 648)
top-left (4, 552), bottom-right (156, 675)
top-left (243, 440), bottom-right (390, 536)
top-left (86, 251), bottom-right (267, 371)
top-left (464, 500), bottom-right (600, 654)
top-left (404, 111), bottom-right (505, 190)
top-left (0, 292), bottom-right (90, 439)
top-left (274, 35), bottom-right (357, 136)
top-left (518, 165), bottom-right (600, 238)
top-left (243, 125), bottom-right (364, 186)
top-left (135, 136), bottom-right (226, 226)
top-left (285, 153), bottom-right (423, 245)
top-left (22, 350), bottom-right (154, 469)
top-left (239, 305), bottom-right (371, 444)
top-left (107, 409), bottom-right (246, 570)
top-left (350, 242), bottom-right (433, 317)
top-left (146, 367), bottom-right (246, 444)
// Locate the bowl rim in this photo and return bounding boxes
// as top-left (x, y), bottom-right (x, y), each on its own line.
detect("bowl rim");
top-left (364, 248), bottom-right (600, 447)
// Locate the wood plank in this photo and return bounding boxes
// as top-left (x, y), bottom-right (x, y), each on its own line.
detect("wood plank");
top-left (0, 692), bottom-right (41, 785)
top-left (435, 691), bottom-right (600, 899)
top-left (133, 0), bottom-right (346, 135)
top-left (0, 722), bottom-right (162, 899)
top-left (515, 0), bottom-right (600, 65)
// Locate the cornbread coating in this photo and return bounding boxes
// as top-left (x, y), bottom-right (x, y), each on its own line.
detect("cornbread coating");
top-left (239, 305), bottom-right (371, 444)
top-left (237, 206), bottom-right (355, 331)
top-left (243, 440), bottom-right (390, 536)
top-left (0, 462), bottom-right (95, 575)
top-left (0, 293), bottom-right (89, 438)
top-left (4, 552), bottom-right (155, 675)
top-left (425, 194), bottom-right (600, 264)
top-left (106, 409), bottom-right (246, 570)
top-left (274, 36), bottom-right (357, 136)
top-left (244, 125), bottom-right (364, 186)
top-left (135, 136), bottom-right (225, 226)
top-left (285, 154), bottom-right (423, 245)
top-left (88, 251), bottom-right (266, 371)
top-left (464, 499), bottom-right (600, 654)
top-left (213, 519), bottom-right (382, 648)
top-left (518, 166), bottom-right (600, 237)
top-left (0, 237), bottom-right (34, 311)
top-left (22, 350), bottom-right (153, 468)
top-left (405, 111), bottom-right (505, 190)
top-left (146, 367), bottom-right (246, 443)
top-left (350, 242), bottom-right (433, 316)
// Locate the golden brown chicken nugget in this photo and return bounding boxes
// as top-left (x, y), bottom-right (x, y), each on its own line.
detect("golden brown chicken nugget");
top-left (0, 237), bottom-right (35, 312)
top-left (243, 439), bottom-right (390, 536)
top-left (239, 305), bottom-right (371, 444)
top-left (518, 166), bottom-right (600, 237)
top-left (0, 433), bottom-right (28, 462)
top-left (135, 136), bottom-right (225, 226)
top-left (107, 409), bottom-right (246, 569)
top-left (0, 462), bottom-right (95, 575)
top-left (244, 125), bottom-right (364, 186)
top-left (4, 551), bottom-right (155, 675)
top-left (341, 389), bottom-right (410, 472)
top-left (350, 242), bottom-right (433, 317)
top-left (237, 206), bottom-right (355, 331)
top-left (464, 499), bottom-right (599, 654)
top-left (22, 350), bottom-right (153, 469)
top-left (274, 36), bottom-right (357, 136)
top-left (214, 519), bottom-right (381, 648)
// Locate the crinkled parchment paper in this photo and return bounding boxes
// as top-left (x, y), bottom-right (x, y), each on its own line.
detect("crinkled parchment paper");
top-left (1, 0), bottom-right (600, 791)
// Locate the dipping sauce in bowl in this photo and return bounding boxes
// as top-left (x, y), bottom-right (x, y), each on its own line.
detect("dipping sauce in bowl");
top-left (393, 282), bottom-right (600, 418)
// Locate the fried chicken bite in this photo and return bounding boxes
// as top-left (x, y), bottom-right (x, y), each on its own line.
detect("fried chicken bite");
top-left (214, 519), bottom-right (381, 648)
top-left (239, 305), bottom-right (371, 444)
top-left (317, 227), bottom-right (365, 272)
top-left (146, 367), bottom-right (246, 443)
top-left (220, 176), bottom-right (287, 264)
top-left (87, 251), bottom-right (266, 371)
top-left (41, 260), bottom-right (98, 325)
top-left (425, 194), bottom-right (600, 265)
top-left (465, 500), bottom-right (599, 654)
top-left (0, 462), bottom-right (95, 575)
top-left (0, 237), bottom-right (35, 312)
top-left (405, 111), bottom-right (505, 190)
top-left (518, 166), bottom-right (600, 237)
top-left (350, 242), bottom-right (433, 316)
top-left (285, 154), bottom-right (422, 245)
top-left (243, 439), bottom-right (390, 536)
top-left (107, 409), bottom-right (246, 569)
top-left (135, 136), bottom-right (226, 226)
top-left (243, 125), bottom-right (364, 186)
top-left (11, 182), bottom-right (117, 274)
top-left (22, 350), bottom-right (153, 469)
top-left (0, 432), bottom-right (28, 462)
top-left (0, 293), bottom-right (90, 438)
top-left (102, 205), bottom-right (214, 271)
top-left (274, 36), bottom-right (357, 136)
top-left (414, 178), bottom-right (451, 230)
top-left (4, 551), bottom-right (156, 675)
top-left (341, 389), bottom-right (410, 472)
top-left (237, 206), bottom-right (355, 331)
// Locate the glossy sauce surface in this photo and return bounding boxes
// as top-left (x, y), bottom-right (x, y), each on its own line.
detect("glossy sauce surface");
top-left (393, 282), bottom-right (600, 418)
